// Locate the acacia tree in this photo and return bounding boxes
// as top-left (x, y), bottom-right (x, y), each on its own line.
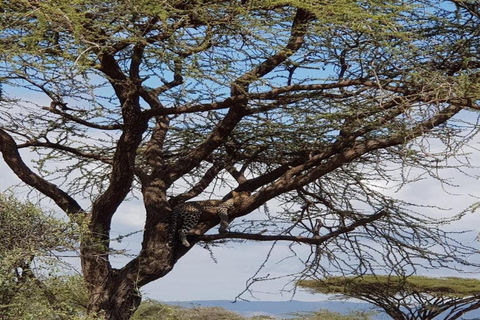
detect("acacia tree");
top-left (0, 0), bottom-right (479, 319)
top-left (299, 276), bottom-right (480, 320)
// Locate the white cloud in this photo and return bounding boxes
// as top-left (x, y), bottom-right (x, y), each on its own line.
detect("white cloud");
top-left (141, 241), bottom-right (323, 302)
top-left (111, 199), bottom-right (147, 230)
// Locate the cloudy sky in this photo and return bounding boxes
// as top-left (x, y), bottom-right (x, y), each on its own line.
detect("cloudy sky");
top-left (2, 136), bottom-right (480, 303)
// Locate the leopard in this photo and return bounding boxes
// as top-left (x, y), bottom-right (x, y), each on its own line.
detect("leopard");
top-left (170, 191), bottom-right (248, 247)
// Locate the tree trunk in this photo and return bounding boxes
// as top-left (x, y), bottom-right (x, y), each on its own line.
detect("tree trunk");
top-left (81, 211), bottom-right (176, 320)
top-left (86, 270), bottom-right (141, 320)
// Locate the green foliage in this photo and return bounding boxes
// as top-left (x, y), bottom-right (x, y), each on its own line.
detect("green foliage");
top-left (2, 275), bottom-right (92, 320)
top-left (131, 300), bottom-right (373, 320)
top-left (250, 316), bottom-right (276, 320)
top-left (299, 275), bottom-right (480, 298)
top-left (287, 309), bottom-right (374, 320)
top-left (0, 193), bottom-right (76, 254)
top-left (131, 300), bottom-right (178, 320)
top-left (0, 194), bottom-right (86, 319)
top-left (299, 275), bottom-right (480, 320)
top-left (132, 300), bottom-right (245, 320)
top-left (174, 306), bottom-right (246, 320)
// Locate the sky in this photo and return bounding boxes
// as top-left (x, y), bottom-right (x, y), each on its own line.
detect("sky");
top-left (1, 137), bottom-right (480, 303)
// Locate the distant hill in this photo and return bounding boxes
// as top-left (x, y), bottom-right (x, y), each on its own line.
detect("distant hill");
top-left (164, 300), bottom-right (480, 319)
top-left (164, 300), bottom-right (379, 319)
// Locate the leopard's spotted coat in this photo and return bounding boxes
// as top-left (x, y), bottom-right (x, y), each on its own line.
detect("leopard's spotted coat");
top-left (170, 191), bottom-right (248, 247)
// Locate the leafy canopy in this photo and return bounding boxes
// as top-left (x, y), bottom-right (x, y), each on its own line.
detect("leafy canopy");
top-left (0, 0), bottom-right (480, 318)
top-left (299, 275), bottom-right (480, 320)
top-left (299, 275), bottom-right (480, 298)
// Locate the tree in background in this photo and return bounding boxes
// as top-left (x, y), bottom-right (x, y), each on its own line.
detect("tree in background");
top-left (0, 0), bottom-right (479, 319)
top-left (0, 194), bottom-right (87, 319)
top-left (299, 275), bottom-right (480, 320)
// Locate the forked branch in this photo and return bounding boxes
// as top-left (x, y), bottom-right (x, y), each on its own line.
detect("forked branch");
top-left (0, 128), bottom-right (84, 215)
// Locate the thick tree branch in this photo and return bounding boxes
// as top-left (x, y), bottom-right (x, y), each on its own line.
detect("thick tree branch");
top-left (90, 51), bottom-right (147, 237)
top-left (248, 79), bottom-right (397, 99)
top-left (142, 95), bottom-right (244, 118)
top-left (232, 8), bottom-right (313, 94)
top-left (144, 116), bottom-right (169, 169)
top-left (225, 163), bottom-right (248, 184)
top-left (141, 78), bottom-right (413, 118)
top-left (129, 43), bottom-right (145, 82)
top-left (150, 58), bottom-right (184, 96)
top-left (97, 52), bottom-right (129, 103)
top-left (0, 128), bottom-right (84, 215)
top-left (90, 120), bottom-right (147, 227)
top-left (163, 100), bottom-right (249, 184)
top-left (169, 162), bottom-right (224, 206)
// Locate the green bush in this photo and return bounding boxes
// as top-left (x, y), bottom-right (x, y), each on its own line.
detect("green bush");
top-left (132, 300), bottom-right (245, 320)
top-left (287, 309), bottom-right (374, 320)
top-left (131, 300), bottom-right (374, 320)
top-left (0, 194), bottom-right (86, 320)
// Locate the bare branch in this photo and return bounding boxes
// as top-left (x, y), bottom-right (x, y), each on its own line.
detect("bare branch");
top-left (169, 162), bottom-right (224, 205)
top-left (17, 140), bottom-right (113, 164)
top-left (142, 95), bottom-right (244, 118)
top-left (196, 210), bottom-right (388, 245)
top-left (0, 128), bottom-right (84, 215)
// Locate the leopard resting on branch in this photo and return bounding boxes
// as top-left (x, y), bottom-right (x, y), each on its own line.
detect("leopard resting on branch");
top-left (170, 191), bottom-right (249, 247)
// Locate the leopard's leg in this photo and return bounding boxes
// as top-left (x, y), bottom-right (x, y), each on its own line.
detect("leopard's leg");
top-left (178, 228), bottom-right (191, 247)
top-left (218, 207), bottom-right (229, 233)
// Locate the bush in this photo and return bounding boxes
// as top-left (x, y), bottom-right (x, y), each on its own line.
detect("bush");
top-left (288, 309), bottom-right (374, 320)
top-left (0, 194), bottom-right (84, 320)
top-left (131, 300), bottom-right (374, 320)
top-left (132, 301), bottom-right (245, 320)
